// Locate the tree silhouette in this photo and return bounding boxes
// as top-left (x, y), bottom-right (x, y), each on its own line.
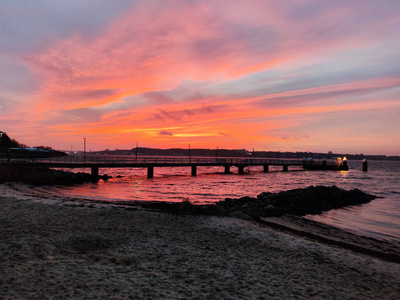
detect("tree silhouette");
top-left (0, 131), bottom-right (29, 151)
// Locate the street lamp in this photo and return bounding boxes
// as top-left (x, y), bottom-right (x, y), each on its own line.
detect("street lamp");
top-left (83, 138), bottom-right (86, 163)
top-left (135, 142), bottom-right (138, 161)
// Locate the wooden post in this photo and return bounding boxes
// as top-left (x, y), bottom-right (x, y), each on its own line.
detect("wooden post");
top-left (91, 167), bottom-right (99, 177)
top-left (283, 165), bottom-right (288, 172)
top-left (83, 138), bottom-right (86, 163)
top-left (191, 165), bottom-right (197, 176)
top-left (342, 158), bottom-right (348, 170)
top-left (238, 166), bottom-right (245, 174)
top-left (263, 165), bottom-right (269, 172)
top-left (147, 167), bottom-right (154, 178)
top-left (362, 159), bottom-right (368, 172)
top-left (224, 166), bottom-right (230, 174)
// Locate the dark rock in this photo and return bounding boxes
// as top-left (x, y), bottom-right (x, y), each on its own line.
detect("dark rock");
top-left (34, 170), bottom-right (97, 185)
top-left (229, 205), bottom-right (242, 213)
top-left (180, 199), bottom-right (194, 212)
top-left (100, 174), bottom-right (112, 181)
top-left (257, 192), bottom-right (272, 200)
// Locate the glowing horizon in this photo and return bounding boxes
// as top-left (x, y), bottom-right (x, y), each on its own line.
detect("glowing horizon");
top-left (1, 0), bottom-right (399, 155)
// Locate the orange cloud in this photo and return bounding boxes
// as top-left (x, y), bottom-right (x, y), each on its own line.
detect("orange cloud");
top-left (2, 0), bottom-right (399, 154)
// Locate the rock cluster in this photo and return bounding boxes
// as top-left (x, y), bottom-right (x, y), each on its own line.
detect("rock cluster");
top-left (30, 169), bottom-right (111, 185)
top-left (213, 185), bottom-right (376, 219)
top-left (0, 164), bottom-right (111, 185)
top-left (140, 186), bottom-right (377, 221)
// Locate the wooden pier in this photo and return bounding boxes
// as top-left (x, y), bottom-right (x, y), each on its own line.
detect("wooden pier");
top-left (0, 156), bottom-right (345, 178)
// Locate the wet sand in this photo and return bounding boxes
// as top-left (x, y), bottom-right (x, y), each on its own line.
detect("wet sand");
top-left (1, 183), bottom-right (400, 299)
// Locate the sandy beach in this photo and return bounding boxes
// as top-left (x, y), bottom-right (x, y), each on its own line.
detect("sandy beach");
top-left (1, 183), bottom-right (400, 299)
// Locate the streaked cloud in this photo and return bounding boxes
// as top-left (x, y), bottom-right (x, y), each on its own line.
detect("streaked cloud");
top-left (0, 0), bottom-right (399, 154)
top-left (159, 130), bottom-right (173, 136)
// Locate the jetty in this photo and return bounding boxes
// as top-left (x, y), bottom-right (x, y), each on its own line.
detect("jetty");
top-left (0, 156), bottom-right (347, 178)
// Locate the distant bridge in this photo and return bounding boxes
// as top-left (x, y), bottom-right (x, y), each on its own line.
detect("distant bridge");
top-left (0, 156), bottom-right (318, 178)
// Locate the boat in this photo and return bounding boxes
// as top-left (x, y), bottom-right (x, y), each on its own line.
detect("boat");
top-left (302, 157), bottom-right (349, 171)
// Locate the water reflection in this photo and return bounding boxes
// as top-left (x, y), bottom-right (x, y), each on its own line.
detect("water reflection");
top-left (48, 160), bottom-right (400, 242)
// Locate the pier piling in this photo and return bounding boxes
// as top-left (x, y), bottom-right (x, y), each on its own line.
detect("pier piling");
top-left (2, 157), bottom-right (347, 180)
top-left (362, 159), bottom-right (368, 172)
top-left (224, 166), bottom-right (231, 174)
top-left (147, 167), bottom-right (154, 178)
top-left (91, 167), bottom-right (99, 177)
top-left (238, 166), bottom-right (245, 174)
top-left (191, 165), bottom-right (197, 176)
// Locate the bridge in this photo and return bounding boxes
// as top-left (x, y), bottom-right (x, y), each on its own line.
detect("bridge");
top-left (0, 156), bottom-right (315, 178)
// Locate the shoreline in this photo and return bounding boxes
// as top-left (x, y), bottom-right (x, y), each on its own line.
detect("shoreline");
top-left (1, 183), bottom-right (400, 298)
top-left (259, 216), bottom-right (400, 264)
top-left (4, 182), bottom-right (400, 256)
top-left (3, 182), bottom-right (400, 262)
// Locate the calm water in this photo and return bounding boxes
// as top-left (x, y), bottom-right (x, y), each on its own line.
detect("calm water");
top-left (43, 159), bottom-right (399, 242)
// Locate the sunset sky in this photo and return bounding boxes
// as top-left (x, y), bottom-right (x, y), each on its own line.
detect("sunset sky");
top-left (1, 0), bottom-right (399, 155)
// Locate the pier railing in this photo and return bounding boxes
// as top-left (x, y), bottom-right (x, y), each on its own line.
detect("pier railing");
top-left (0, 155), bottom-right (345, 178)
top-left (0, 155), bottom-right (305, 166)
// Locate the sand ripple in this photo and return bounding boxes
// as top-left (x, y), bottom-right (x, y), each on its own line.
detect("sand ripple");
top-left (1, 183), bottom-right (400, 299)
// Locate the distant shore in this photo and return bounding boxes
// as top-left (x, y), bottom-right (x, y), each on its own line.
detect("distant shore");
top-left (1, 183), bottom-right (400, 299)
top-left (90, 147), bottom-right (400, 161)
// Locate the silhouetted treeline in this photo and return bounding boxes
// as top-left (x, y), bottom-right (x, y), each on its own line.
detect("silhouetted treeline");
top-left (0, 131), bottom-right (67, 157)
top-left (2, 130), bottom-right (398, 161)
top-left (0, 131), bottom-right (28, 151)
top-left (94, 148), bottom-right (400, 161)
top-left (255, 151), bottom-right (399, 161)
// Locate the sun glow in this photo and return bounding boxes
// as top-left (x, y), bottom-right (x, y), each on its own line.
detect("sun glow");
top-left (1, 1), bottom-right (400, 155)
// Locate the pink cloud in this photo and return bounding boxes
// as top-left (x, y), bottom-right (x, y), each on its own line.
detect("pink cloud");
top-left (1, 0), bottom-right (398, 154)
